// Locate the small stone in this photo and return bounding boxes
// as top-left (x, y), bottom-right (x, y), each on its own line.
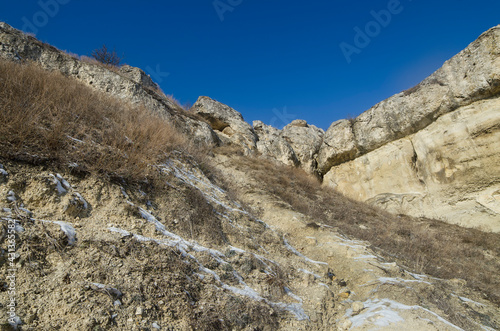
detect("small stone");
top-left (341, 319), bottom-right (352, 330)
top-left (338, 291), bottom-right (350, 299)
top-left (152, 322), bottom-right (161, 329)
top-left (352, 301), bottom-right (364, 314)
top-left (135, 307), bottom-right (143, 316)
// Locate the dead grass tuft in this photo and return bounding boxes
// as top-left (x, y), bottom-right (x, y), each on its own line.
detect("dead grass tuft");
top-left (0, 59), bottom-right (189, 183)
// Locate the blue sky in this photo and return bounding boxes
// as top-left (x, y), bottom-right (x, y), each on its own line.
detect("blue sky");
top-left (1, 1), bottom-right (499, 129)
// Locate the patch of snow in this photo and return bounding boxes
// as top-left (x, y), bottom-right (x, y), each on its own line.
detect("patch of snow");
top-left (283, 238), bottom-right (327, 265)
top-left (298, 268), bottom-right (321, 279)
top-left (284, 287), bottom-right (303, 303)
top-left (161, 161), bottom-right (249, 216)
top-left (349, 299), bottom-right (463, 330)
top-left (66, 135), bottom-right (84, 144)
top-left (8, 315), bottom-right (22, 328)
top-left (49, 174), bottom-right (67, 195)
top-left (107, 226), bottom-right (309, 321)
top-left (73, 192), bottom-right (88, 209)
top-left (354, 254), bottom-right (378, 260)
top-left (228, 246), bottom-right (246, 254)
top-left (91, 282), bottom-right (122, 297)
top-left (56, 174), bottom-right (71, 191)
top-left (350, 299), bottom-right (404, 328)
top-left (362, 277), bottom-right (432, 287)
top-left (7, 190), bottom-right (16, 202)
top-left (120, 187), bottom-right (130, 200)
top-left (457, 296), bottom-right (485, 306)
top-left (18, 207), bottom-right (32, 217)
top-left (39, 220), bottom-right (77, 245)
top-left (53, 221), bottom-right (77, 245)
top-left (14, 223), bottom-right (24, 233)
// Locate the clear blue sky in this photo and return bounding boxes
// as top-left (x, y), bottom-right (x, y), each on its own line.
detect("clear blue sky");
top-left (1, 1), bottom-right (499, 129)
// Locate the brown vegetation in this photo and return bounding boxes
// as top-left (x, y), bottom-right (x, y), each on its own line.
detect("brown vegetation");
top-left (0, 59), bottom-right (189, 182)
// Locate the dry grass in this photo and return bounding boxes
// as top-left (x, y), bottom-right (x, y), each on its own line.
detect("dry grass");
top-left (224, 154), bottom-right (500, 306)
top-left (0, 59), bottom-right (189, 182)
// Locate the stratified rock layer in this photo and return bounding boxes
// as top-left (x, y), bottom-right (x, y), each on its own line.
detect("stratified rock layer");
top-left (324, 95), bottom-right (500, 231)
top-left (319, 25), bottom-right (500, 231)
top-left (318, 25), bottom-right (500, 173)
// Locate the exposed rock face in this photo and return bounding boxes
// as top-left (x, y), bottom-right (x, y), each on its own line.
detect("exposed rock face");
top-left (318, 24), bottom-right (500, 174)
top-left (317, 25), bottom-right (500, 231)
top-left (0, 22), bottom-right (218, 147)
top-left (253, 121), bottom-right (299, 166)
top-left (282, 120), bottom-right (324, 174)
top-left (118, 64), bottom-right (157, 90)
top-left (192, 96), bottom-right (257, 151)
top-left (324, 95), bottom-right (500, 231)
top-left (317, 119), bottom-right (357, 175)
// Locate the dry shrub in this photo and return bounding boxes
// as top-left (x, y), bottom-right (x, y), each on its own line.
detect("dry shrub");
top-left (0, 59), bottom-right (188, 182)
top-left (223, 154), bottom-right (500, 306)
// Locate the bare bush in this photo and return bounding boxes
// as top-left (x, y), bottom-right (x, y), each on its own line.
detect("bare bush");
top-left (91, 44), bottom-right (122, 67)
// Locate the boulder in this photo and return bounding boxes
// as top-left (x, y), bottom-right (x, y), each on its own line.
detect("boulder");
top-left (253, 121), bottom-right (299, 167)
top-left (118, 65), bottom-right (157, 90)
top-left (192, 96), bottom-right (257, 151)
top-left (282, 120), bottom-right (324, 174)
top-left (317, 119), bottom-right (358, 175)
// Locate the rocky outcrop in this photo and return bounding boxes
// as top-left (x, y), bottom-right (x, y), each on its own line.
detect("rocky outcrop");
top-left (324, 96), bottom-right (500, 231)
top-left (282, 120), bottom-right (324, 174)
top-left (317, 119), bottom-right (357, 175)
top-left (118, 64), bottom-right (158, 90)
top-left (318, 24), bottom-right (500, 175)
top-left (191, 96), bottom-right (257, 151)
top-left (0, 22), bottom-right (218, 147)
top-left (253, 121), bottom-right (299, 166)
top-left (318, 25), bottom-right (500, 231)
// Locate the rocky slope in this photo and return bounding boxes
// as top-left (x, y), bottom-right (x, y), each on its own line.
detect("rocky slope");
top-left (2, 156), bottom-right (499, 330)
top-left (0, 21), bottom-right (500, 330)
